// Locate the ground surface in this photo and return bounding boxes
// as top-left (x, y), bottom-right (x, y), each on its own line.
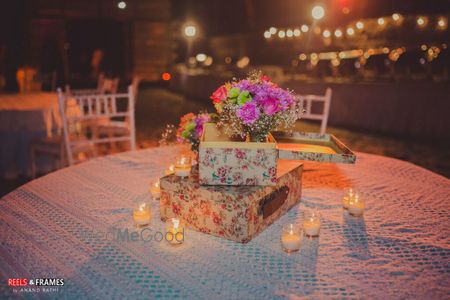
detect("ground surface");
top-left (1, 86), bottom-right (448, 197)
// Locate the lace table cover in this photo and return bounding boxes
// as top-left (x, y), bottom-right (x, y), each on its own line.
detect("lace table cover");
top-left (1, 146), bottom-right (449, 299)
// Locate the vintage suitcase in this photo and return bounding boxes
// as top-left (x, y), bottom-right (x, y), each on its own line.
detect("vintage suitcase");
top-left (160, 160), bottom-right (303, 243)
top-left (199, 123), bottom-right (278, 186)
top-left (199, 124), bottom-right (356, 187)
top-left (273, 131), bottom-right (356, 164)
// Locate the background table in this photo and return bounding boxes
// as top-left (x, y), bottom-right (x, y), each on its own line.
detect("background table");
top-left (0, 92), bottom-right (62, 179)
top-left (0, 146), bottom-right (449, 299)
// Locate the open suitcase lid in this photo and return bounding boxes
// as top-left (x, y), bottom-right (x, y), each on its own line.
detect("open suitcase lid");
top-left (272, 131), bottom-right (356, 164)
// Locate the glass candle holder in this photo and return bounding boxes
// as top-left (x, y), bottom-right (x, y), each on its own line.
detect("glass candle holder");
top-left (133, 201), bottom-right (151, 226)
top-left (150, 180), bottom-right (161, 199)
top-left (174, 155), bottom-right (192, 177)
top-left (303, 210), bottom-right (321, 237)
top-left (165, 164), bottom-right (175, 175)
top-left (281, 224), bottom-right (302, 253)
top-left (166, 218), bottom-right (184, 245)
top-left (342, 188), bottom-right (356, 210)
top-left (348, 194), bottom-right (365, 217)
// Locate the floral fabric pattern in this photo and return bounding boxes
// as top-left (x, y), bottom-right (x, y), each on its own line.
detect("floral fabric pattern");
top-left (160, 164), bottom-right (303, 243)
top-left (199, 146), bottom-right (278, 186)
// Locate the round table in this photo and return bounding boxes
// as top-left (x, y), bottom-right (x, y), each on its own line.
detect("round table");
top-left (0, 92), bottom-right (61, 178)
top-left (1, 147), bottom-right (449, 299)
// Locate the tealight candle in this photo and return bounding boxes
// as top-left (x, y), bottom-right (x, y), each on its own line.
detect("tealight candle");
top-left (165, 164), bottom-right (175, 175)
top-left (348, 194), bottom-right (365, 217)
top-left (166, 218), bottom-right (184, 245)
top-left (342, 188), bottom-right (356, 209)
top-left (281, 224), bottom-right (301, 253)
top-left (133, 202), bottom-right (151, 226)
top-left (150, 180), bottom-right (161, 199)
top-left (303, 210), bottom-right (321, 237)
top-left (174, 155), bottom-right (191, 177)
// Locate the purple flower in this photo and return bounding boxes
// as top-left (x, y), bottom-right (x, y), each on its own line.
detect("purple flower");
top-left (261, 97), bottom-right (280, 115)
top-left (237, 101), bottom-right (260, 124)
top-left (194, 113), bottom-right (211, 138)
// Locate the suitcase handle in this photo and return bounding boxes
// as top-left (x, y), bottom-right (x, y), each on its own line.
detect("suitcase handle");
top-left (258, 186), bottom-right (289, 219)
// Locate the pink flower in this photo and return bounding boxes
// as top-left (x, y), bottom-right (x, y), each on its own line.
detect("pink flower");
top-left (261, 75), bottom-right (271, 82)
top-left (210, 85), bottom-right (227, 104)
top-left (236, 101), bottom-right (260, 124)
top-left (261, 97), bottom-right (280, 115)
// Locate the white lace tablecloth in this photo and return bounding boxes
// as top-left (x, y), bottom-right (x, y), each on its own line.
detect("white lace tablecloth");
top-left (1, 146), bottom-right (449, 299)
top-left (0, 92), bottom-right (62, 178)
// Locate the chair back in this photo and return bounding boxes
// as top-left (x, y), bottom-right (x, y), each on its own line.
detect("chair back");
top-left (100, 77), bottom-right (120, 94)
top-left (296, 88), bottom-right (332, 135)
top-left (57, 85), bottom-right (136, 165)
top-left (65, 73), bottom-right (119, 96)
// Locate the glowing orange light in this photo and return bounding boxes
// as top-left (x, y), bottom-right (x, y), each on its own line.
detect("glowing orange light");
top-left (162, 72), bottom-right (171, 81)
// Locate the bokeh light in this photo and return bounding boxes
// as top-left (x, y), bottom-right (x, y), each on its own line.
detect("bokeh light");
top-left (184, 25), bottom-right (196, 37)
top-left (311, 5), bottom-right (325, 20)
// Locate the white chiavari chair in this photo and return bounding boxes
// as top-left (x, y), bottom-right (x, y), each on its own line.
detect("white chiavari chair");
top-left (296, 88), bottom-right (332, 135)
top-left (31, 86), bottom-right (136, 177)
top-left (59, 85), bottom-right (136, 166)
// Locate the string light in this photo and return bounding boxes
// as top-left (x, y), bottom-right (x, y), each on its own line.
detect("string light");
top-left (117, 1), bottom-right (126, 9)
top-left (196, 53), bottom-right (207, 62)
top-left (299, 53), bottom-right (307, 61)
top-left (437, 17), bottom-right (448, 29)
top-left (356, 21), bottom-right (364, 30)
top-left (264, 14), bottom-right (446, 43)
top-left (184, 25), bottom-right (197, 37)
top-left (312, 5), bottom-right (325, 20)
top-left (417, 17), bottom-right (427, 27)
top-left (346, 27), bottom-right (355, 36)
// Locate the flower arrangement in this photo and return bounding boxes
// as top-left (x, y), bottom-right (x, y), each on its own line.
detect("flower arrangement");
top-left (176, 112), bottom-right (212, 151)
top-left (210, 71), bottom-right (299, 142)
